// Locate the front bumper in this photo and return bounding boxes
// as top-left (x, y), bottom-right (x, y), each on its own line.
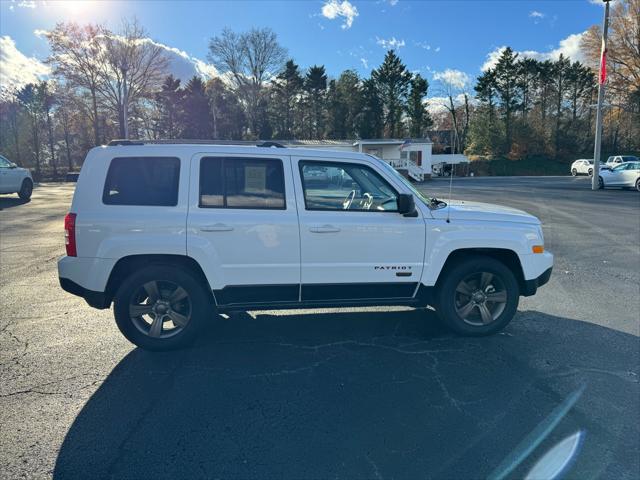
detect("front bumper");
top-left (521, 267), bottom-right (552, 297)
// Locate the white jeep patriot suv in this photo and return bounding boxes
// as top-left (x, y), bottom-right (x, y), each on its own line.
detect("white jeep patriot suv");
top-left (58, 141), bottom-right (553, 350)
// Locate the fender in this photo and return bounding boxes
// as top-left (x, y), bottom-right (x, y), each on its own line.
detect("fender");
top-left (421, 219), bottom-right (543, 286)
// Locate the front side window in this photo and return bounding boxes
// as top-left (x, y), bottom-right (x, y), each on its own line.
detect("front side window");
top-left (0, 156), bottom-right (10, 168)
top-left (200, 157), bottom-right (285, 209)
top-left (103, 157), bottom-right (180, 206)
top-left (300, 161), bottom-right (398, 211)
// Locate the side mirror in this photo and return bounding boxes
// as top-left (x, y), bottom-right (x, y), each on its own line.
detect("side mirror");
top-left (397, 193), bottom-right (418, 217)
top-left (8, 163), bottom-right (17, 169)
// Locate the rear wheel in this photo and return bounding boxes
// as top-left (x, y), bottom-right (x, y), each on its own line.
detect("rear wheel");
top-left (636, 179), bottom-right (640, 192)
top-left (588, 168), bottom-right (594, 176)
top-left (435, 256), bottom-right (519, 336)
top-left (571, 168), bottom-right (577, 176)
top-left (113, 265), bottom-right (213, 351)
top-left (18, 178), bottom-right (33, 200)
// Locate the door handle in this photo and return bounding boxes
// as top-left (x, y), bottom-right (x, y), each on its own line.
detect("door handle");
top-left (309, 225), bottom-right (341, 233)
top-left (200, 223), bottom-right (234, 232)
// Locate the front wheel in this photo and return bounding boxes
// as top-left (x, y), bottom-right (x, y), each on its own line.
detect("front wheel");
top-left (435, 256), bottom-right (519, 336)
top-left (636, 179), bottom-right (640, 192)
top-left (113, 265), bottom-right (214, 351)
top-left (18, 178), bottom-right (33, 200)
top-left (598, 176), bottom-right (604, 189)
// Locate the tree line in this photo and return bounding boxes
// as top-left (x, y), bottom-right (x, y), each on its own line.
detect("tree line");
top-left (0, 0), bottom-right (637, 179)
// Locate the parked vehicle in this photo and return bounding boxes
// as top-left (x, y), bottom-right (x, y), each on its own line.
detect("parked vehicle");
top-left (601, 155), bottom-right (639, 171)
top-left (58, 141), bottom-right (553, 350)
top-left (0, 155), bottom-right (33, 200)
top-left (598, 161), bottom-right (640, 191)
top-left (570, 159), bottom-right (594, 176)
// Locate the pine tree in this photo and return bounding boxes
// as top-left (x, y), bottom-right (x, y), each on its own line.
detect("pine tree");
top-left (406, 74), bottom-right (432, 137)
top-left (305, 65), bottom-right (327, 138)
top-left (180, 76), bottom-right (211, 139)
top-left (272, 60), bottom-right (303, 138)
top-left (357, 78), bottom-right (384, 138)
top-left (371, 50), bottom-right (412, 137)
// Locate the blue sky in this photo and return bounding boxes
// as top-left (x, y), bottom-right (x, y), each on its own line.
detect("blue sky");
top-left (0, 0), bottom-right (605, 97)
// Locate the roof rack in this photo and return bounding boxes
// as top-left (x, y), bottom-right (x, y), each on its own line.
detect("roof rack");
top-left (107, 139), bottom-right (286, 147)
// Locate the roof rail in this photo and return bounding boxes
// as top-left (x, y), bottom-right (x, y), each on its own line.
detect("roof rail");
top-left (108, 139), bottom-right (145, 146)
top-left (106, 139), bottom-right (289, 147)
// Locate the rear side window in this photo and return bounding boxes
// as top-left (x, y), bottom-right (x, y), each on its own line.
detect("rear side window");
top-left (103, 157), bottom-right (180, 206)
top-left (200, 157), bottom-right (285, 209)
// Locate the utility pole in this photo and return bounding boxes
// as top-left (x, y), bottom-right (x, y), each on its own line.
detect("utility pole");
top-left (592, 0), bottom-right (611, 190)
top-left (122, 65), bottom-right (129, 139)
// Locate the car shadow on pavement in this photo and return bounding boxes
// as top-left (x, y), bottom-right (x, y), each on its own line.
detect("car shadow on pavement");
top-left (53, 309), bottom-right (639, 480)
top-left (0, 196), bottom-right (30, 210)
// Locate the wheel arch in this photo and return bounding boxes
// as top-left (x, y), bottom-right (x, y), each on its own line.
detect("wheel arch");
top-left (105, 254), bottom-right (213, 305)
top-left (435, 248), bottom-right (526, 293)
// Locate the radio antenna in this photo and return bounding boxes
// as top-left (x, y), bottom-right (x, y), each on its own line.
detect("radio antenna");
top-left (446, 127), bottom-right (459, 224)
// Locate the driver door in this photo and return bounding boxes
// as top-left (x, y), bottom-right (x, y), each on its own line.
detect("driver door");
top-left (292, 157), bottom-right (426, 302)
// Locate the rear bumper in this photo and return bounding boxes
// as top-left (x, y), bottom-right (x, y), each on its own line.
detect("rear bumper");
top-left (521, 267), bottom-right (552, 297)
top-left (59, 277), bottom-right (110, 309)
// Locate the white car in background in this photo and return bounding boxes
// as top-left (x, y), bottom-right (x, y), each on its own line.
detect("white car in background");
top-left (0, 155), bottom-right (33, 200)
top-left (598, 161), bottom-right (640, 191)
top-left (570, 159), bottom-right (594, 176)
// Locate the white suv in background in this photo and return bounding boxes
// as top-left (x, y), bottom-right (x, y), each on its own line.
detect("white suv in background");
top-left (0, 155), bottom-right (33, 200)
top-left (58, 141), bottom-right (553, 350)
top-left (570, 159), bottom-right (594, 176)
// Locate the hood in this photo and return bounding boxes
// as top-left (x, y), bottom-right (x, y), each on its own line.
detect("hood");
top-left (430, 200), bottom-right (540, 225)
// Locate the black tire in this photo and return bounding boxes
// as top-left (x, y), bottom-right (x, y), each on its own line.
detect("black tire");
top-left (571, 168), bottom-right (577, 176)
top-left (598, 176), bottom-right (604, 189)
top-left (636, 179), bottom-right (640, 192)
top-left (588, 168), bottom-right (593, 176)
top-left (113, 264), bottom-right (213, 351)
top-left (434, 255), bottom-right (519, 336)
top-left (18, 178), bottom-right (33, 200)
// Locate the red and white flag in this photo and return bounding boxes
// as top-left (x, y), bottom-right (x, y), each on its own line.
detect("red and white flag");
top-left (599, 38), bottom-right (607, 85)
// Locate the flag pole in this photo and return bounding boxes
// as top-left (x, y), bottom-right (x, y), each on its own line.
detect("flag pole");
top-left (592, 0), bottom-right (611, 190)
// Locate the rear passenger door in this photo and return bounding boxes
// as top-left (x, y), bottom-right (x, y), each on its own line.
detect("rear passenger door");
top-left (186, 153), bottom-right (300, 306)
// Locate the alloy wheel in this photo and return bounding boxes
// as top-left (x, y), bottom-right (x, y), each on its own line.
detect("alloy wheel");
top-left (454, 272), bottom-right (508, 326)
top-left (129, 280), bottom-right (192, 339)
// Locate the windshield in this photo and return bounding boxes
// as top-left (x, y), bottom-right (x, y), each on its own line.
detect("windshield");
top-left (368, 155), bottom-right (434, 207)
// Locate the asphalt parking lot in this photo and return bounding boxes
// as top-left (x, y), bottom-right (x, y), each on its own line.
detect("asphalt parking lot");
top-left (1, 177), bottom-right (638, 479)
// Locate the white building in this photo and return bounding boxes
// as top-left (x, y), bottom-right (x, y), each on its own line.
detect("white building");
top-left (283, 138), bottom-right (469, 181)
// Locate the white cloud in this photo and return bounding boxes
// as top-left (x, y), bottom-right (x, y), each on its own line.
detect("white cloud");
top-left (0, 35), bottom-right (50, 98)
top-left (433, 69), bottom-right (470, 90)
top-left (529, 10), bottom-right (545, 18)
top-left (415, 41), bottom-right (431, 50)
top-left (148, 40), bottom-right (219, 81)
top-left (481, 31), bottom-right (586, 71)
top-left (321, 0), bottom-right (359, 29)
top-left (389, 0), bottom-right (399, 5)
top-left (17, 1), bottom-right (37, 8)
top-left (426, 93), bottom-right (477, 115)
top-left (376, 36), bottom-right (405, 49)
top-left (360, 57), bottom-right (369, 69)
top-left (435, 46), bottom-right (440, 52)
top-left (33, 29), bottom-right (218, 84)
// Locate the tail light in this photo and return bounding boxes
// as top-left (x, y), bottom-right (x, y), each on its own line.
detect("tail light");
top-left (64, 213), bottom-right (77, 257)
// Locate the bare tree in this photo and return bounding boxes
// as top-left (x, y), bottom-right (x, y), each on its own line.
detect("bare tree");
top-left (96, 18), bottom-right (168, 138)
top-left (208, 27), bottom-right (286, 137)
top-left (44, 23), bottom-right (106, 145)
top-left (433, 70), bottom-right (472, 153)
